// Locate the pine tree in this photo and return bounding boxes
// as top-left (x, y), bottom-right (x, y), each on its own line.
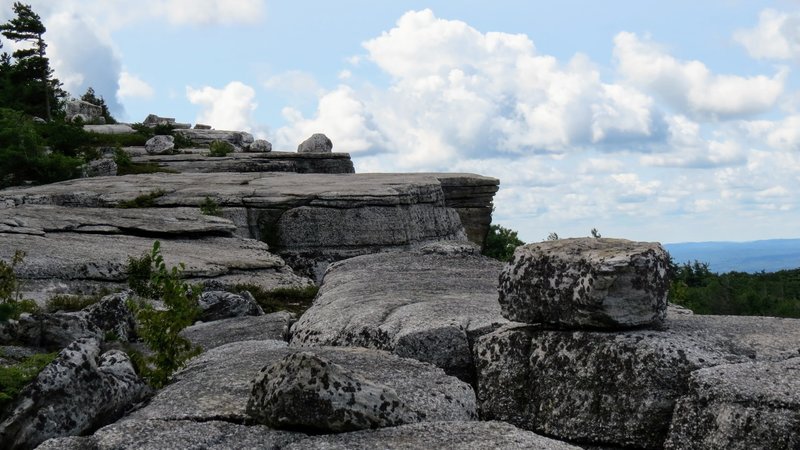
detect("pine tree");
top-left (0, 3), bottom-right (65, 120)
top-left (80, 86), bottom-right (116, 124)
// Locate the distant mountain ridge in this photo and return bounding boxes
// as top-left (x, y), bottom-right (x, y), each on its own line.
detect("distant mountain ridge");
top-left (664, 238), bottom-right (800, 274)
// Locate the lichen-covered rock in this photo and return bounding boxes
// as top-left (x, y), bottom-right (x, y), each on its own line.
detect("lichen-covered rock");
top-left (665, 357), bottom-right (800, 450)
top-left (6, 313), bottom-right (101, 349)
top-left (144, 135), bottom-right (174, 155)
top-left (174, 129), bottom-right (254, 148)
top-left (181, 312), bottom-right (294, 350)
top-left (499, 238), bottom-right (670, 329)
top-left (248, 352), bottom-right (419, 432)
top-left (249, 139), bottom-right (272, 153)
top-left (128, 340), bottom-right (476, 424)
top-left (80, 290), bottom-right (136, 342)
top-left (36, 419), bottom-right (304, 450)
top-left (475, 313), bottom-right (800, 449)
top-left (0, 338), bottom-right (149, 450)
top-left (298, 133), bottom-right (333, 153)
top-left (290, 243), bottom-right (508, 382)
top-left (283, 420), bottom-right (581, 450)
top-left (197, 290), bottom-right (263, 321)
top-left (82, 158), bottom-right (117, 178)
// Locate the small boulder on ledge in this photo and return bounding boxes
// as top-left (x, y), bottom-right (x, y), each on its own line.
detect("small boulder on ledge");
top-left (248, 139), bottom-right (272, 153)
top-left (297, 133), bottom-right (333, 153)
top-left (144, 135), bottom-right (175, 155)
top-left (498, 237), bottom-right (670, 329)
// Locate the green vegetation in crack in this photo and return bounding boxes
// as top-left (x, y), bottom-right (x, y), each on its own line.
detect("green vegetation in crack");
top-left (116, 189), bottom-right (167, 209)
top-left (234, 283), bottom-right (319, 315)
top-left (0, 351), bottom-right (58, 410)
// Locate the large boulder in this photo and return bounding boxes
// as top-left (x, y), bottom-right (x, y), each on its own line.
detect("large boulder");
top-left (128, 340), bottom-right (476, 424)
top-left (475, 314), bottom-right (800, 449)
top-left (144, 135), bottom-right (174, 155)
top-left (290, 242), bottom-right (508, 381)
top-left (181, 312), bottom-right (294, 350)
top-left (282, 421), bottom-right (582, 449)
top-left (0, 338), bottom-right (149, 450)
top-left (197, 290), bottom-right (263, 321)
top-left (4, 313), bottom-right (100, 350)
top-left (174, 129), bottom-right (254, 149)
top-left (247, 352), bottom-right (419, 431)
top-left (249, 139), bottom-right (272, 153)
top-left (298, 133), bottom-right (332, 153)
top-left (499, 238), bottom-right (670, 329)
top-left (80, 290), bottom-right (137, 342)
top-left (665, 357), bottom-right (800, 450)
top-left (82, 158), bottom-right (117, 178)
top-left (65, 100), bottom-right (102, 123)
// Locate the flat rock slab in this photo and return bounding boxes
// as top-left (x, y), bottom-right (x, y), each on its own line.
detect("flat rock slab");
top-left (0, 205), bottom-right (236, 236)
top-left (36, 419), bottom-right (304, 450)
top-left (283, 421), bottom-right (581, 450)
top-left (181, 312), bottom-right (294, 350)
top-left (475, 313), bottom-right (800, 449)
top-left (290, 242), bottom-right (508, 381)
top-left (666, 357), bottom-right (800, 450)
top-left (128, 340), bottom-right (477, 424)
top-left (132, 151), bottom-right (355, 174)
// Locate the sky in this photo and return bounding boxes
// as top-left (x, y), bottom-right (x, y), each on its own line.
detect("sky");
top-left (2, 1), bottom-right (800, 244)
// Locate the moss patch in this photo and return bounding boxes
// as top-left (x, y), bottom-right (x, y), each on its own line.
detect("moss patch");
top-left (234, 284), bottom-right (319, 315)
top-left (0, 351), bottom-right (58, 409)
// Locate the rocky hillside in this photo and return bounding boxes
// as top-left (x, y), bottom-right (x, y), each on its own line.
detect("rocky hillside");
top-left (0, 127), bottom-right (798, 449)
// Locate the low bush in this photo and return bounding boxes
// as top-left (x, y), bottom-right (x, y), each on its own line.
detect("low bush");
top-left (234, 284), bottom-right (319, 315)
top-left (208, 140), bottom-right (234, 157)
top-left (117, 189), bottom-right (167, 208)
top-left (483, 224), bottom-right (525, 262)
top-left (0, 351), bottom-right (58, 409)
top-left (0, 250), bottom-right (40, 322)
top-left (113, 148), bottom-right (176, 176)
top-left (45, 293), bottom-right (105, 312)
top-left (199, 196), bottom-right (222, 216)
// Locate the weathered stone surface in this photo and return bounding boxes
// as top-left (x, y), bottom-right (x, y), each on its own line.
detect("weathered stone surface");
top-left (291, 242), bottom-right (507, 381)
top-left (475, 314), bottom-right (800, 449)
top-left (0, 338), bottom-right (149, 450)
top-left (194, 123), bottom-right (211, 130)
top-left (298, 133), bottom-right (332, 153)
top-left (0, 172), bottom-right (493, 277)
top-left (197, 290), bottom-right (263, 321)
top-left (665, 357), bottom-right (800, 450)
top-left (80, 290), bottom-right (137, 342)
top-left (144, 135), bottom-right (174, 155)
top-left (143, 114), bottom-right (174, 126)
top-left (499, 238), bottom-right (670, 329)
top-left (249, 139), bottom-right (272, 153)
top-left (131, 151), bottom-right (355, 174)
top-left (181, 312), bottom-right (294, 350)
top-left (282, 421), bottom-right (582, 450)
top-left (83, 124), bottom-right (134, 135)
top-left (65, 100), bottom-right (102, 123)
top-left (434, 173), bottom-right (499, 249)
top-left (174, 129), bottom-right (254, 149)
top-left (36, 419), bottom-right (303, 450)
top-left (3, 313), bottom-right (100, 350)
top-left (129, 340), bottom-right (476, 424)
top-left (82, 158), bottom-right (117, 178)
top-left (248, 352), bottom-right (419, 431)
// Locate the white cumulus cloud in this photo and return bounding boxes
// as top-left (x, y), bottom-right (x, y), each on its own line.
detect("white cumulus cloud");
top-left (734, 9), bottom-right (800, 60)
top-left (118, 72), bottom-right (155, 100)
top-left (186, 81), bottom-right (257, 131)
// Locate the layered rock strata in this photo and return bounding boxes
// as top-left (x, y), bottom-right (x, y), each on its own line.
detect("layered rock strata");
top-left (291, 242), bottom-right (508, 381)
top-left (131, 151), bottom-right (355, 174)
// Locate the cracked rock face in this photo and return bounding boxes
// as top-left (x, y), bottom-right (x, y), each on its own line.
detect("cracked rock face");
top-left (499, 238), bottom-right (670, 329)
top-left (181, 312), bottom-right (295, 350)
top-left (0, 338), bottom-right (149, 450)
top-left (197, 290), bottom-right (263, 321)
top-left (665, 357), bottom-right (800, 450)
top-left (247, 352), bottom-right (419, 432)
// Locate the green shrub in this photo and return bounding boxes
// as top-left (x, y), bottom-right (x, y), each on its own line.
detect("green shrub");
top-left (152, 124), bottom-right (174, 136)
top-left (172, 131), bottom-right (193, 149)
top-left (113, 148), bottom-right (176, 176)
top-left (208, 140), bottom-right (234, 157)
top-left (199, 196), bottom-right (222, 216)
top-left (86, 131), bottom-right (149, 148)
top-left (483, 224), bottom-right (525, 262)
top-left (0, 351), bottom-right (58, 409)
top-left (45, 293), bottom-right (105, 312)
top-left (117, 189), bottom-right (166, 208)
top-left (0, 250), bottom-right (40, 322)
top-left (234, 284), bottom-right (319, 315)
top-left (126, 241), bottom-right (200, 388)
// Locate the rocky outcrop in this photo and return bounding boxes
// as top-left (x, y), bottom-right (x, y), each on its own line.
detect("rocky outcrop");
top-left (142, 114), bottom-right (190, 129)
top-left (0, 205), bottom-right (309, 302)
top-left (180, 312), bottom-right (294, 350)
top-left (290, 242), bottom-right (507, 381)
top-left (665, 357), bottom-right (800, 450)
top-left (65, 100), bottom-right (102, 123)
top-left (130, 151), bottom-right (355, 174)
top-left (174, 129), bottom-right (254, 149)
top-left (0, 338), bottom-right (149, 450)
top-left (82, 158), bottom-right (117, 178)
top-left (0, 172), bottom-right (494, 279)
top-left (249, 139), bottom-right (272, 152)
top-left (247, 352), bottom-right (420, 431)
top-left (435, 173), bottom-right (499, 249)
top-left (475, 314), bottom-right (800, 449)
top-left (83, 124), bottom-right (135, 135)
top-left (128, 340), bottom-right (476, 424)
top-left (298, 133), bottom-right (333, 153)
top-left (499, 238), bottom-right (670, 329)
top-left (2, 313), bottom-right (100, 350)
top-left (197, 290), bottom-right (263, 321)
top-left (144, 135), bottom-right (174, 155)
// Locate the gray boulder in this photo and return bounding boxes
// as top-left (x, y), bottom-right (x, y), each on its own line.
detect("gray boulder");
top-left (6, 313), bottom-right (101, 350)
top-left (81, 290), bottom-right (137, 342)
top-left (82, 158), bottom-right (117, 178)
top-left (36, 419), bottom-right (303, 450)
top-left (128, 340), bottom-right (476, 424)
top-left (0, 338), bottom-right (149, 450)
top-left (249, 139), bottom-right (272, 153)
top-left (181, 312), bottom-right (294, 350)
top-left (65, 100), bottom-right (102, 123)
top-left (144, 135), bottom-right (174, 155)
top-left (174, 129), bottom-right (254, 149)
top-left (290, 242), bottom-right (508, 381)
top-left (197, 290), bottom-right (263, 321)
top-left (298, 133), bottom-right (333, 153)
top-left (475, 314), bottom-right (800, 449)
top-left (248, 352), bottom-right (419, 432)
top-left (499, 238), bottom-right (670, 329)
top-left (665, 357), bottom-right (800, 450)
top-left (194, 123), bottom-right (212, 130)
